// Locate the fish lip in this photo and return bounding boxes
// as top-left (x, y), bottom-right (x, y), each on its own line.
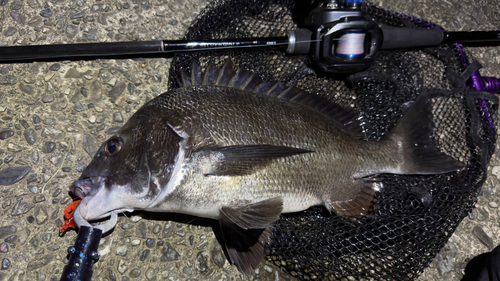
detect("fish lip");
top-left (70, 176), bottom-right (106, 199)
top-left (73, 186), bottom-right (86, 200)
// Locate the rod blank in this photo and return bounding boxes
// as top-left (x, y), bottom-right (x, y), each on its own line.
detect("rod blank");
top-left (0, 38), bottom-right (288, 63)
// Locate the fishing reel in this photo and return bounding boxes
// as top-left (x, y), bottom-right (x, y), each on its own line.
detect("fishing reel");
top-left (287, 0), bottom-right (500, 76)
top-left (288, 0), bottom-right (382, 73)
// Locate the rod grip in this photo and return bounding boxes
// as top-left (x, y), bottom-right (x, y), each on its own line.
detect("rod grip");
top-left (381, 27), bottom-right (443, 49)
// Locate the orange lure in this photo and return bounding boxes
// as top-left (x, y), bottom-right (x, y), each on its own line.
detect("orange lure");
top-left (59, 199), bottom-right (81, 233)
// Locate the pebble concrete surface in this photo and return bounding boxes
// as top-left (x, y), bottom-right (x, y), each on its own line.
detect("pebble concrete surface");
top-left (0, 0), bottom-right (499, 280)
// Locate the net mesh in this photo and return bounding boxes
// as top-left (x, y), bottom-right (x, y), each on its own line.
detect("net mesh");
top-left (168, 1), bottom-right (498, 279)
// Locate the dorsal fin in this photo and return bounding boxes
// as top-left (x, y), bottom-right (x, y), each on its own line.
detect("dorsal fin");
top-left (190, 61), bottom-right (203, 86)
top-left (215, 60), bottom-right (237, 86)
top-left (179, 60), bottom-right (367, 139)
top-left (202, 62), bottom-right (219, 86)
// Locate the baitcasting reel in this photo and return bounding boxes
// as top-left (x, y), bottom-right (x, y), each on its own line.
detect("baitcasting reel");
top-left (288, 0), bottom-right (382, 73)
top-left (287, 0), bottom-right (500, 75)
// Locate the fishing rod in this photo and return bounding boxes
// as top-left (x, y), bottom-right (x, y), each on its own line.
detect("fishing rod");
top-left (0, 28), bottom-right (498, 68)
top-left (0, 0), bottom-right (499, 78)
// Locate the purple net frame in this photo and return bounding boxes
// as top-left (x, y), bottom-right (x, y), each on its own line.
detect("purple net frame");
top-left (406, 16), bottom-right (498, 135)
top-left (455, 44), bottom-right (496, 134)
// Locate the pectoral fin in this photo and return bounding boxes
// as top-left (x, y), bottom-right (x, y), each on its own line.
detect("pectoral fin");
top-left (219, 197), bottom-right (283, 275)
top-left (204, 145), bottom-right (312, 176)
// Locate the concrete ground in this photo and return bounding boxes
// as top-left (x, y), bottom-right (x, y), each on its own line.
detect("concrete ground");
top-left (0, 0), bottom-right (498, 280)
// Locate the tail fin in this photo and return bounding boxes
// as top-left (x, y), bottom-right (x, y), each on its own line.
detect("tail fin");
top-left (388, 94), bottom-right (464, 174)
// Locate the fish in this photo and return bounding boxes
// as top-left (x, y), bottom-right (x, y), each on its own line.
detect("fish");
top-left (70, 60), bottom-right (464, 274)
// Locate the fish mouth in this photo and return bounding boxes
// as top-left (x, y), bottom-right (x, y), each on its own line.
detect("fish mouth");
top-left (70, 176), bottom-right (106, 199)
top-left (76, 187), bottom-right (134, 220)
top-left (71, 177), bottom-right (134, 233)
top-left (74, 197), bottom-right (133, 234)
top-left (73, 186), bottom-right (86, 200)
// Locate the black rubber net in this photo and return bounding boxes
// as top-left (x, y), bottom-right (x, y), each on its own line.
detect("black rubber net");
top-left (168, 0), bottom-right (499, 280)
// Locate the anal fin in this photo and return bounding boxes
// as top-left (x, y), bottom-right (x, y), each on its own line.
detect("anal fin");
top-left (219, 197), bottom-right (283, 275)
top-left (327, 178), bottom-right (381, 216)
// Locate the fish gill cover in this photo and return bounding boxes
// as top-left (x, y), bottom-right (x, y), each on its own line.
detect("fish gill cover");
top-left (168, 0), bottom-right (498, 280)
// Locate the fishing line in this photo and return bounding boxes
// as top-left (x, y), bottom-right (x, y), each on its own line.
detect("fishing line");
top-left (335, 32), bottom-right (366, 58)
top-left (41, 142), bottom-right (72, 194)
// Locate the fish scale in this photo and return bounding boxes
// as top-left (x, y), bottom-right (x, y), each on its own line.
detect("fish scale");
top-left (149, 85), bottom-right (395, 206)
top-left (180, 88), bottom-right (328, 148)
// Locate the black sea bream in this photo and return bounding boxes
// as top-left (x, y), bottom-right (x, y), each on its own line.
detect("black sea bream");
top-left (70, 60), bottom-right (463, 274)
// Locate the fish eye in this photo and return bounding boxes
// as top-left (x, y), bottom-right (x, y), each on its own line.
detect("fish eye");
top-left (104, 139), bottom-right (122, 156)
